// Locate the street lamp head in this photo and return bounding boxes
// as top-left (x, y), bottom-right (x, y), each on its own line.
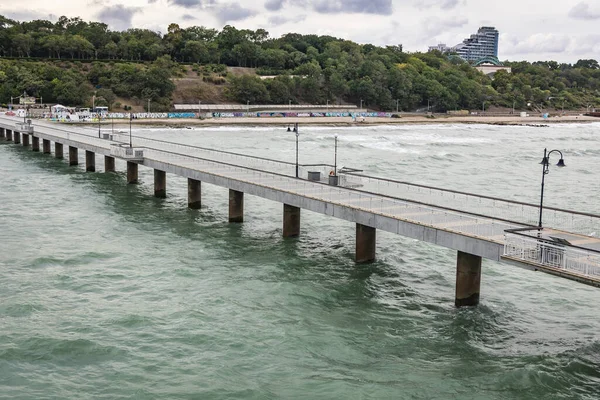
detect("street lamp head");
top-left (540, 156), bottom-right (549, 166)
top-left (556, 158), bottom-right (566, 167)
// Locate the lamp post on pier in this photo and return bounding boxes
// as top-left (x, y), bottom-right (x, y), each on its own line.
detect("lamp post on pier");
top-left (295, 123), bottom-right (299, 178)
top-left (334, 135), bottom-right (338, 176)
top-left (538, 148), bottom-right (566, 228)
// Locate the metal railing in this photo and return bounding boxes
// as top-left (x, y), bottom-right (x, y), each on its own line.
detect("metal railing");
top-left (504, 231), bottom-right (600, 279)
top-left (339, 172), bottom-right (600, 237)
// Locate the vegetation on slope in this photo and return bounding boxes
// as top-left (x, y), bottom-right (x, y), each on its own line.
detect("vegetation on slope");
top-left (0, 15), bottom-right (599, 111)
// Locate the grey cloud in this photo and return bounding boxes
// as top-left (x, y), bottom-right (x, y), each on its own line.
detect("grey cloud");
top-left (97, 5), bottom-right (141, 31)
top-left (213, 3), bottom-right (257, 22)
top-left (509, 34), bottom-right (571, 54)
top-left (416, 0), bottom-right (463, 10)
top-left (423, 16), bottom-right (468, 38)
top-left (311, 0), bottom-right (392, 15)
top-left (166, 0), bottom-right (216, 8)
top-left (2, 10), bottom-right (57, 22)
top-left (182, 14), bottom-right (196, 20)
top-left (568, 2), bottom-right (600, 20)
top-left (267, 14), bottom-right (306, 26)
top-left (265, 0), bottom-right (285, 11)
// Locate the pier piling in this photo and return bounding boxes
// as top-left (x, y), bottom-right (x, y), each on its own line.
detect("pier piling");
top-left (283, 204), bottom-right (301, 237)
top-left (188, 178), bottom-right (202, 209)
top-left (356, 223), bottom-right (376, 263)
top-left (455, 251), bottom-right (482, 307)
top-left (154, 169), bottom-right (166, 198)
top-left (69, 146), bottom-right (78, 166)
top-left (229, 189), bottom-right (244, 223)
top-left (85, 151), bottom-right (95, 172)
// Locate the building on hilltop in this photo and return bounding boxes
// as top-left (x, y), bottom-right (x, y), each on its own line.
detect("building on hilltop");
top-left (427, 43), bottom-right (452, 53)
top-left (428, 26), bottom-right (500, 64)
top-left (454, 26), bottom-right (499, 62)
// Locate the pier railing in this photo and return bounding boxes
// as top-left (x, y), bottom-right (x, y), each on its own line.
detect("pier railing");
top-left (503, 230), bottom-right (600, 281)
top-left (19, 120), bottom-right (600, 238)
top-left (339, 172), bottom-right (600, 237)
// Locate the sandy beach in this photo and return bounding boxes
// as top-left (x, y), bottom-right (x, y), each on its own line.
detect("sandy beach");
top-left (102, 114), bottom-right (599, 127)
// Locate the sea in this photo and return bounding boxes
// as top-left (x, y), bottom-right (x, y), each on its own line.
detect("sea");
top-left (1, 122), bottom-right (600, 399)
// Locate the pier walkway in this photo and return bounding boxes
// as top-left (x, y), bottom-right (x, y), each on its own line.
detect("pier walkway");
top-left (2, 116), bottom-right (599, 306)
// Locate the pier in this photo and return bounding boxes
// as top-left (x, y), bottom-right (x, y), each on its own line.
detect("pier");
top-left (2, 115), bottom-right (599, 307)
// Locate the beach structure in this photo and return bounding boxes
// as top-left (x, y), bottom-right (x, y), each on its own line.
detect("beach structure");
top-left (2, 115), bottom-right (599, 308)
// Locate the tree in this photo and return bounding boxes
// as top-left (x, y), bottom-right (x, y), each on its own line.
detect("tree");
top-left (13, 33), bottom-right (34, 57)
top-left (574, 59), bottom-right (600, 70)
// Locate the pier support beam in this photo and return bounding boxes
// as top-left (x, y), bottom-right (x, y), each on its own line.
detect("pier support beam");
top-left (0, 128), bottom-right (4, 139)
top-left (188, 178), bottom-right (201, 209)
top-left (356, 223), bottom-right (376, 263)
top-left (69, 146), bottom-right (78, 166)
top-left (22, 134), bottom-right (29, 147)
top-left (283, 204), bottom-right (301, 237)
top-left (104, 156), bottom-right (115, 172)
top-left (85, 151), bottom-right (95, 172)
top-left (154, 169), bottom-right (166, 198)
top-left (127, 161), bottom-right (138, 184)
top-left (14, 131), bottom-right (21, 144)
top-left (6, 130), bottom-right (12, 141)
top-left (455, 251), bottom-right (482, 307)
top-left (32, 136), bottom-right (39, 152)
top-left (55, 143), bottom-right (63, 159)
top-left (43, 139), bottom-right (51, 154)
top-left (228, 189), bottom-right (244, 223)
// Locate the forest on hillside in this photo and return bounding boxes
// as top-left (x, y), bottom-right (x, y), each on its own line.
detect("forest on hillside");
top-left (0, 15), bottom-right (599, 112)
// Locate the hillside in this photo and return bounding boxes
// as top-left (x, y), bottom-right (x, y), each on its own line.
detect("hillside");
top-left (0, 14), bottom-right (599, 112)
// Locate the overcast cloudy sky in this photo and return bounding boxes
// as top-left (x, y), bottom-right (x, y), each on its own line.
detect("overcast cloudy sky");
top-left (1, 0), bottom-right (598, 63)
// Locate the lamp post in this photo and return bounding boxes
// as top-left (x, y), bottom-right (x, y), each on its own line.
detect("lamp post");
top-left (396, 99), bottom-right (399, 113)
top-left (360, 99), bottom-right (363, 110)
top-left (247, 100), bottom-right (250, 113)
top-left (289, 99), bottom-right (291, 111)
top-left (427, 98), bottom-right (430, 112)
top-left (334, 135), bottom-right (338, 176)
top-left (326, 99), bottom-right (329, 111)
top-left (538, 148), bottom-right (566, 228)
top-left (148, 99), bottom-right (151, 114)
top-left (295, 123), bottom-right (299, 178)
top-left (98, 112), bottom-right (101, 138)
top-left (512, 99), bottom-right (516, 115)
top-left (129, 112), bottom-right (133, 148)
top-left (482, 101), bottom-right (485, 113)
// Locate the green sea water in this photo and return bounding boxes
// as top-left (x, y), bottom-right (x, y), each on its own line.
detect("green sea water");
top-left (1, 123), bottom-right (600, 399)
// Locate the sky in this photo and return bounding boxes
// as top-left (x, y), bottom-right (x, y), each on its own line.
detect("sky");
top-left (0, 0), bottom-right (599, 63)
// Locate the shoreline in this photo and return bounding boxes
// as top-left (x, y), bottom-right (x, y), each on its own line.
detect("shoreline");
top-left (70, 115), bottom-right (599, 128)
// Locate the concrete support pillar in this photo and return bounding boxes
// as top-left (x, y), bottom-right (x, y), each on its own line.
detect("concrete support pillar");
top-left (154, 169), bottom-right (166, 198)
top-left (43, 139), bottom-right (51, 154)
top-left (6, 130), bottom-right (13, 141)
top-left (283, 204), bottom-right (301, 237)
top-left (356, 223), bottom-right (376, 263)
top-left (55, 143), bottom-right (63, 159)
top-left (85, 150), bottom-right (95, 172)
top-left (69, 146), bottom-right (78, 166)
top-left (32, 136), bottom-right (40, 152)
top-left (455, 251), bottom-right (482, 307)
top-left (127, 161), bottom-right (138, 184)
top-left (228, 189), bottom-right (244, 223)
top-left (104, 156), bottom-right (115, 172)
top-left (0, 128), bottom-right (5, 139)
top-left (22, 133), bottom-right (29, 147)
top-left (188, 178), bottom-right (201, 209)
top-left (14, 132), bottom-right (21, 144)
